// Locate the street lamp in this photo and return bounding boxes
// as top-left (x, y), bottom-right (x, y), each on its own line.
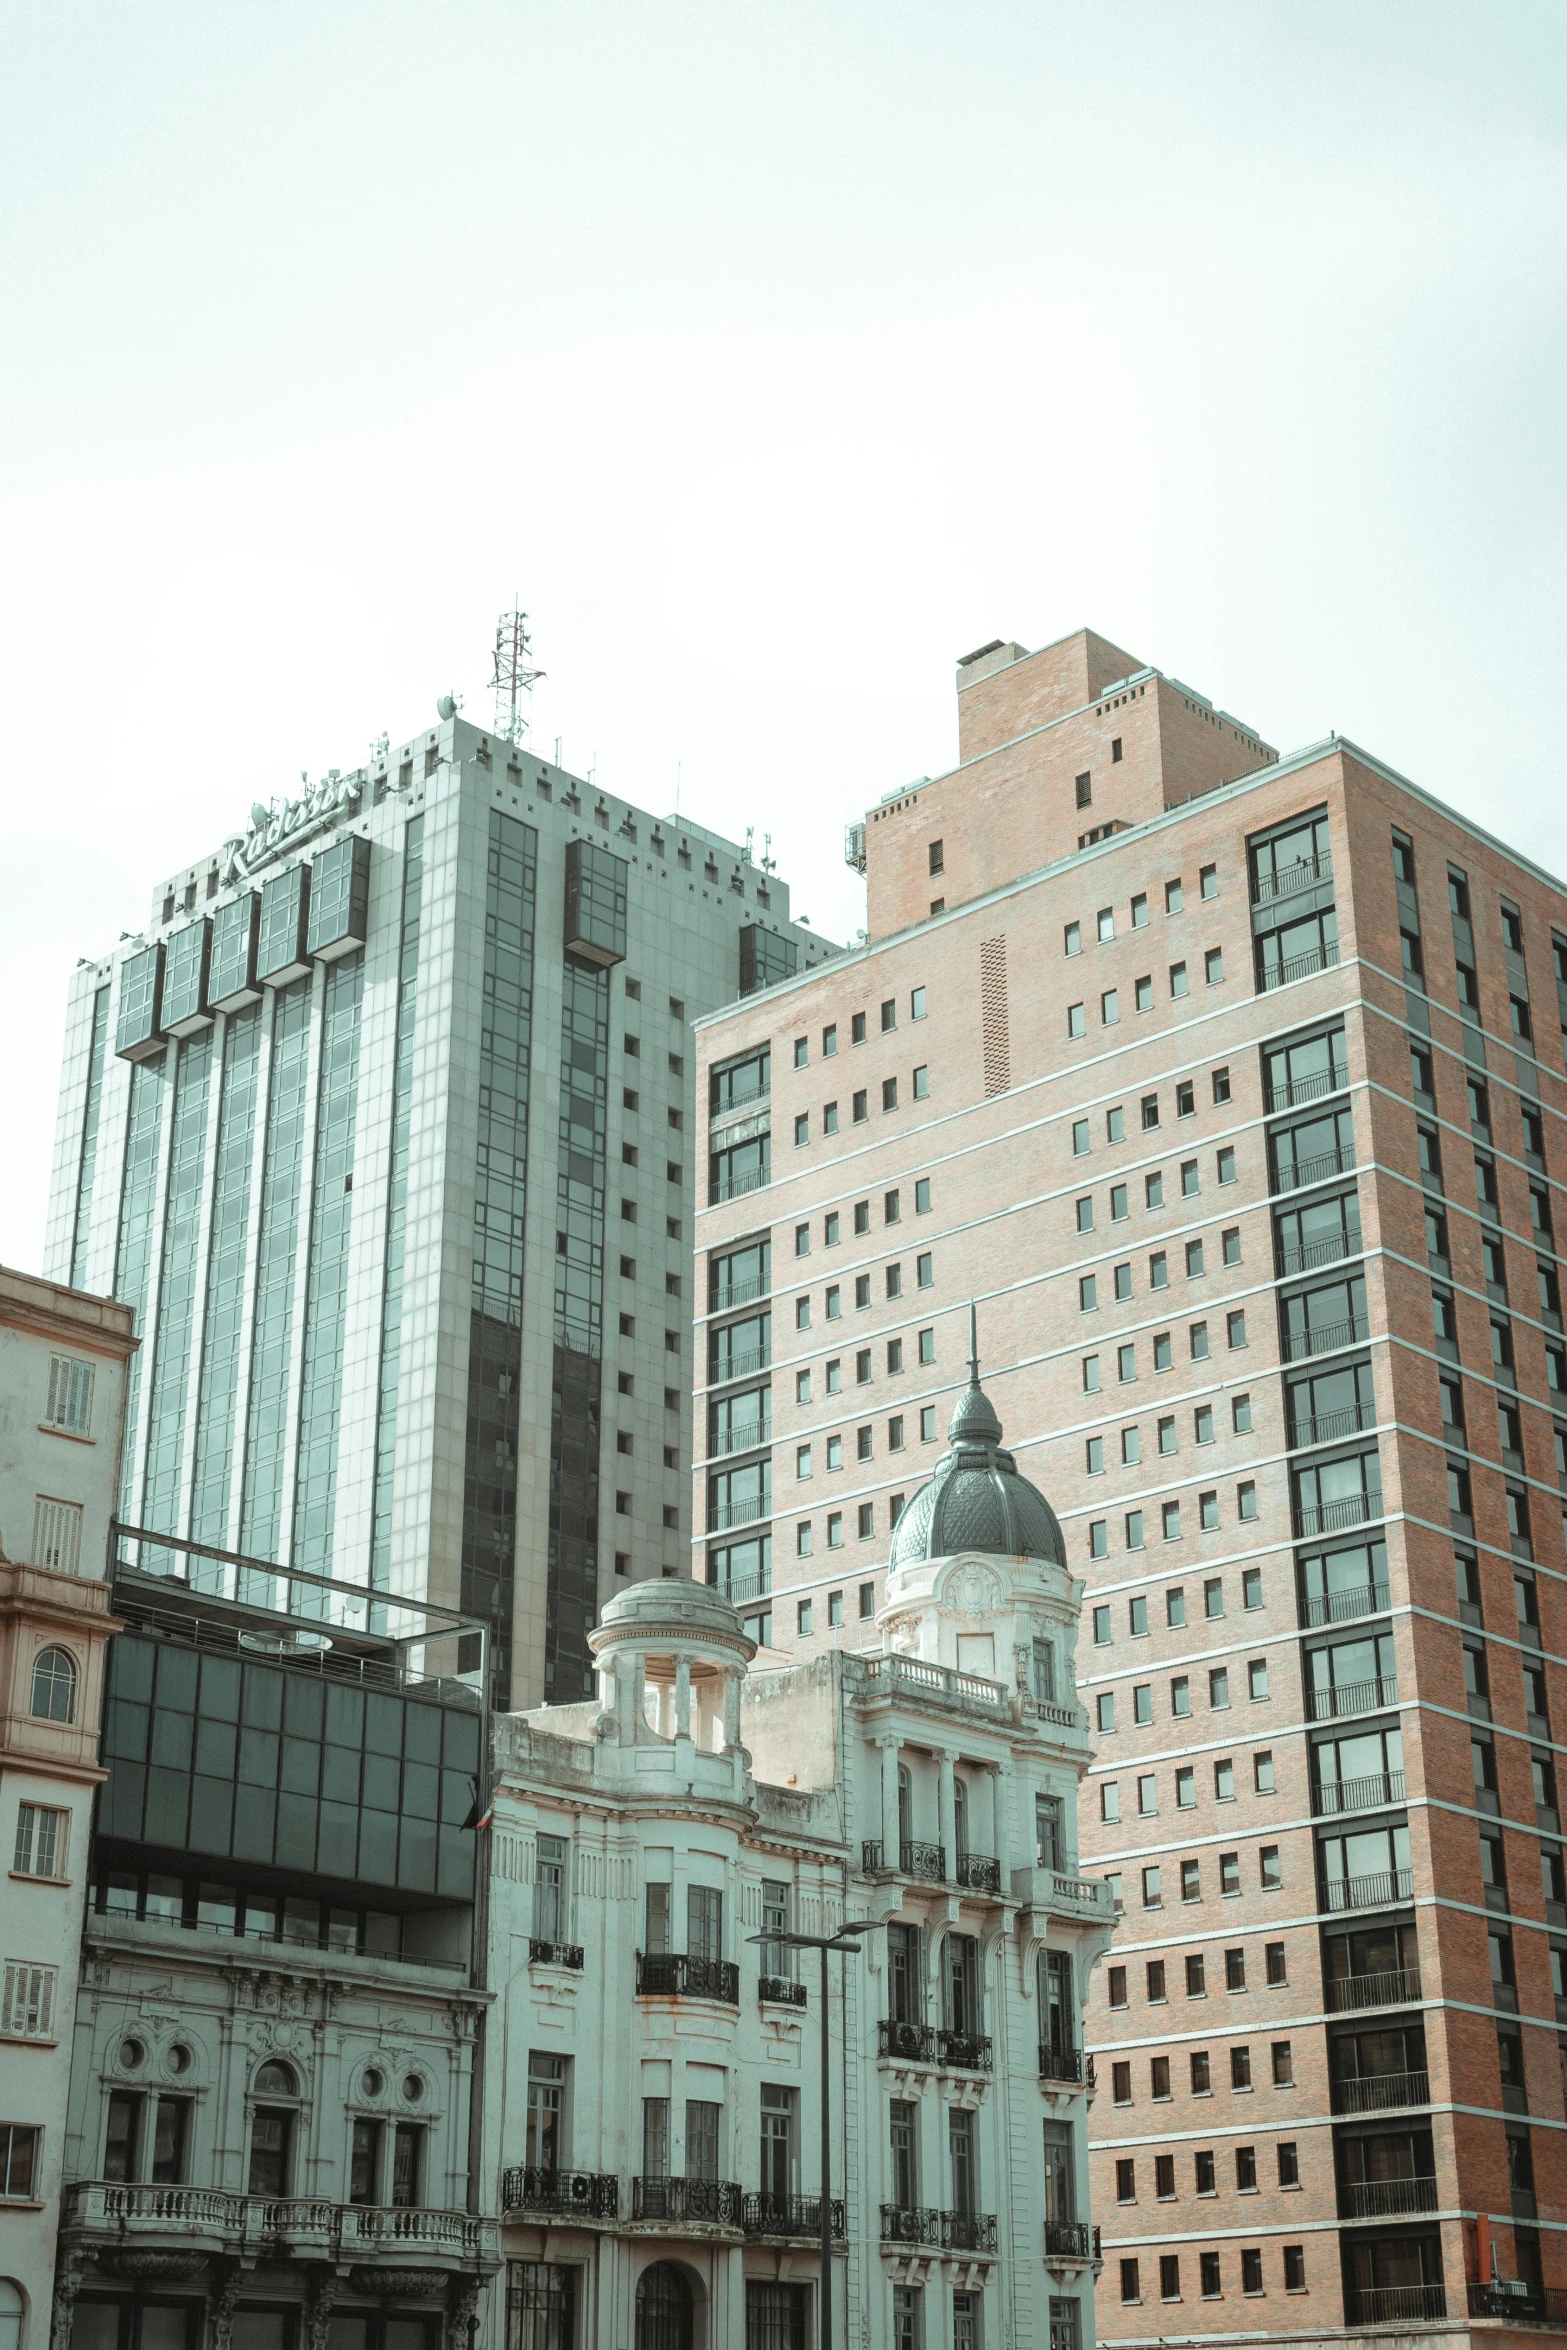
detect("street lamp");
top-left (747, 1918), bottom-right (880, 2350)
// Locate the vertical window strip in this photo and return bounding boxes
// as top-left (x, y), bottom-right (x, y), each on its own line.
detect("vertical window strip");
top-left (461, 813), bottom-right (538, 1695)
top-left (113, 1058), bottom-right (169, 1514)
top-left (290, 957), bottom-right (365, 1605)
top-left (238, 981), bottom-right (313, 1590)
top-left (369, 818), bottom-right (425, 1590)
top-left (548, 957), bottom-right (610, 1700)
top-left (187, 1007), bottom-right (262, 1568)
top-left (139, 1033), bottom-right (214, 1567)
top-left (69, 986), bottom-right (110, 1289)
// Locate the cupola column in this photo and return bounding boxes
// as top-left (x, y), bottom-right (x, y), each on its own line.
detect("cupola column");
top-left (674, 1654), bottom-right (692, 1739)
top-left (721, 1668), bottom-right (742, 1752)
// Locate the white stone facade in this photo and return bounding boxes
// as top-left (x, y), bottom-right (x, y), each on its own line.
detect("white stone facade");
top-left (482, 1501), bottom-right (1110, 2350)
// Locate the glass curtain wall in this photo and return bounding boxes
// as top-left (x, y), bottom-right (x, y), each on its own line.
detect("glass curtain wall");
top-left (548, 957), bottom-right (609, 1700)
top-left (369, 816), bottom-right (425, 1592)
top-left (69, 986), bottom-right (110, 1288)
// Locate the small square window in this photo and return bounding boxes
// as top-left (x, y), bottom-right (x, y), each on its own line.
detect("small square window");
top-left (1170, 961), bottom-right (1189, 998)
top-left (1200, 864), bottom-right (1218, 899)
top-left (1222, 1226), bottom-right (1241, 1266)
top-left (1205, 947), bottom-right (1224, 985)
top-left (851, 1011), bottom-right (867, 1044)
top-left (1217, 1146), bottom-right (1237, 1184)
top-left (1064, 921), bottom-right (1082, 957)
top-left (1165, 878), bottom-right (1183, 913)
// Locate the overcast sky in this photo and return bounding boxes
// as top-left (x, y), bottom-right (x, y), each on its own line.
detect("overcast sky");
top-left (3, 1), bottom-right (1565, 1268)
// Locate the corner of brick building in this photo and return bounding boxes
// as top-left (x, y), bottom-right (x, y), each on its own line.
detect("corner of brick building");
top-left (861, 625), bottom-right (1279, 939)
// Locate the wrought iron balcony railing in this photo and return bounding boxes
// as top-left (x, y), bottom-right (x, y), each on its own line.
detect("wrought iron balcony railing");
top-left (953, 1852), bottom-right (1002, 1894)
top-left (861, 1838), bottom-right (947, 1883)
top-left (1309, 1674), bottom-right (1398, 1722)
top-left (878, 2019), bottom-right (936, 2063)
top-left (1038, 2044), bottom-right (1084, 2084)
top-left (936, 2030), bottom-right (993, 2074)
top-left (1273, 1139), bottom-right (1355, 1194)
top-left (502, 2167), bottom-right (618, 2219)
top-left (529, 1938), bottom-right (584, 1969)
top-left (758, 1975), bottom-right (806, 2007)
top-left (1332, 2067), bottom-right (1430, 2115)
top-left (1289, 1403), bottom-right (1373, 1447)
top-left (740, 2193), bottom-right (846, 2240)
top-left (1276, 1227), bottom-right (1361, 1276)
top-left (1044, 2219), bottom-right (1093, 2258)
top-left (1321, 1866), bottom-right (1415, 1914)
top-left (635, 1952), bottom-right (740, 2004)
top-left (1266, 1062), bottom-right (1346, 1111)
top-left (1325, 1966), bottom-right (1423, 2012)
top-left (879, 2205), bottom-right (998, 2253)
top-left (631, 2176), bottom-right (742, 2227)
top-left (1338, 2175), bottom-right (1437, 2219)
top-left (1468, 2284), bottom-right (1567, 2324)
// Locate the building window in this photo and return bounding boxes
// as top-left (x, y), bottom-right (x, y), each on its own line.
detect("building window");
top-left (13, 1804), bottom-right (67, 1879)
top-left (0, 2124), bottom-right (40, 2200)
top-left (45, 1355), bottom-right (94, 1436)
top-left (30, 1647), bottom-right (78, 1723)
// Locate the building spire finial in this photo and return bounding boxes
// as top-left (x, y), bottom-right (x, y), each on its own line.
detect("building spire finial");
top-left (967, 1299), bottom-right (980, 1387)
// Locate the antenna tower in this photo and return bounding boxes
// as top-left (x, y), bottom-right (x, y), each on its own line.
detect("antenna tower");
top-left (491, 606), bottom-right (544, 746)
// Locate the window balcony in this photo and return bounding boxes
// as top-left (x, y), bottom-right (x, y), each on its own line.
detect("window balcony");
top-left (1038, 2045), bottom-right (1084, 2085)
top-left (1275, 1227), bottom-right (1362, 1276)
top-left (712, 1273), bottom-right (768, 1310)
top-left (1321, 1867), bottom-right (1414, 1914)
top-left (1338, 2176), bottom-right (1437, 2220)
top-left (709, 1344), bottom-right (770, 1381)
top-left (1325, 1966), bottom-right (1422, 2015)
top-left (758, 1975), bottom-right (806, 2007)
top-left (1253, 853), bottom-right (1333, 907)
top-left (1294, 1490), bottom-right (1383, 1538)
top-left (880, 2205), bottom-right (998, 2254)
top-left (1332, 2068), bottom-right (1430, 2115)
top-left (740, 2193), bottom-right (846, 2240)
top-left (707, 1497), bottom-right (769, 1532)
top-left (529, 1938), bottom-right (584, 1968)
top-left (1289, 1403), bottom-right (1373, 1448)
top-left (706, 1420), bottom-right (771, 1460)
top-left (635, 1952), bottom-right (740, 2004)
top-left (1299, 1582), bottom-right (1389, 1629)
top-left (1469, 2284), bottom-right (1567, 2324)
top-left (936, 2030), bottom-right (993, 2074)
top-left (630, 2176), bottom-right (742, 2228)
top-left (501, 2167), bottom-right (617, 2220)
top-left (1352, 2285), bottom-right (1446, 2325)
top-left (1273, 1141), bottom-right (1356, 1195)
top-left (861, 1838), bottom-right (947, 1884)
top-left (1266, 1063), bottom-right (1345, 1111)
top-left (1315, 1771), bottom-right (1406, 1817)
top-left (61, 2184), bottom-right (499, 2266)
top-left (712, 1167), bottom-right (769, 1204)
top-left (1043, 2220), bottom-right (1096, 2260)
top-left (952, 1852), bottom-right (1002, 1895)
top-left (721, 1569), bottom-right (771, 1608)
top-left (1282, 1314), bottom-right (1368, 1364)
top-left (1309, 1676), bottom-right (1399, 1723)
top-left (878, 2019), bottom-right (936, 2064)
top-left (1259, 941), bottom-right (1342, 992)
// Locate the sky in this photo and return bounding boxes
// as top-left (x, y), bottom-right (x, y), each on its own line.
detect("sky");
top-left (2, 0), bottom-right (1566, 1267)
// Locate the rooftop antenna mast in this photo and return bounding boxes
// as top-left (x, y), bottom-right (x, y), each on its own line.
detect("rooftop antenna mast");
top-left (492, 604), bottom-right (544, 747)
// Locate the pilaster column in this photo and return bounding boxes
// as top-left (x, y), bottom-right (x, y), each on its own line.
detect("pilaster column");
top-left (877, 1734), bottom-right (901, 1862)
top-left (674, 1654), bottom-right (692, 1738)
top-left (937, 1749), bottom-right (958, 1876)
top-left (722, 1668), bottom-right (742, 1752)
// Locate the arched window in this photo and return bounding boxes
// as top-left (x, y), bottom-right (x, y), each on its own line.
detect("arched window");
top-left (254, 2060), bottom-right (297, 2097)
top-left (0, 2279), bottom-right (24, 2350)
top-left (635, 2265), bottom-right (693, 2350)
top-left (30, 1646), bottom-right (78, 1723)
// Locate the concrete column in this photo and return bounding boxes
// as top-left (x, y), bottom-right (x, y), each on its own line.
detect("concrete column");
top-left (878, 1735), bottom-right (901, 1862)
top-left (937, 1749), bottom-right (958, 1876)
top-left (674, 1654), bottom-right (692, 1738)
top-left (721, 1668), bottom-right (741, 1751)
top-left (618, 1649), bottom-right (643, 1741)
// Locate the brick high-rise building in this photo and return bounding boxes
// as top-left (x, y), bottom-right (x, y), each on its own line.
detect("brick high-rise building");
top-left (692, 624), bottom-right (1567, 2339)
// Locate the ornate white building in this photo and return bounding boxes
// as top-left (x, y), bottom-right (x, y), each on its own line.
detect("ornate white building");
top-left (483, 1364), bottom-right (1112, 2350)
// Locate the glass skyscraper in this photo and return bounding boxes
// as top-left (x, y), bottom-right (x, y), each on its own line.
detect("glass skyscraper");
top-left (46, 709), bottom-right (832, 1704)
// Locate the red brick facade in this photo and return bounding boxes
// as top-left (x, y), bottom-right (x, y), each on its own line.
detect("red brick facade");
top-left (694, 628), bottom-right (1567, 2341)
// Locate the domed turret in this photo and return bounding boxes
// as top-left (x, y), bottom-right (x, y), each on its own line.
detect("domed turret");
top-left (888, 1306), bottom-right (1065, 1571)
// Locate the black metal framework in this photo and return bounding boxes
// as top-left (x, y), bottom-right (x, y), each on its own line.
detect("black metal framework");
top-left (952, 1852), bottom-right (1002, 1893)
top-left (1038, 2045), bottom-right (1084, 2084)
top-left (861, 1838), bottom-right (946, 1882)
top-left (529, 1939), bottom-right (584, 1970)
top-left (635, 1952), bottom-right (740, 2004)
top-left (631, 2175), bottom-right (742, 2226)
top-left (503, 2166), bottom-right (617, 2218)
top-left (879, 2205), bottom-right (998, 2253)
top-left (1045, 2220), bottom-right (1093, 2258)
top-left (741, 2193), bottom-right (846, 2240)
top-left (936, 2030), bottom-right (993, 2073)
top-left (759, 1975), bottom-right (806, 2007)
top-left (878, 2020), bottom-right (935, 2063)
top-left (635, 2261), bottom-right (694, 2350)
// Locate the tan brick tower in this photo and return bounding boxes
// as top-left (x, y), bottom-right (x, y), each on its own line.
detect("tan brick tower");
top-left (692, 625), bottom-right (1567, 2341)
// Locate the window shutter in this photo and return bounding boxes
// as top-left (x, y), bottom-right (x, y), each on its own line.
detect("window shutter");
top-left (33, 1498), bottom-right (84, 1576)
top-left (1, 1962), bottom-right (57, 2037)
top-left (46, 1355), bottom-right (94, 1434)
